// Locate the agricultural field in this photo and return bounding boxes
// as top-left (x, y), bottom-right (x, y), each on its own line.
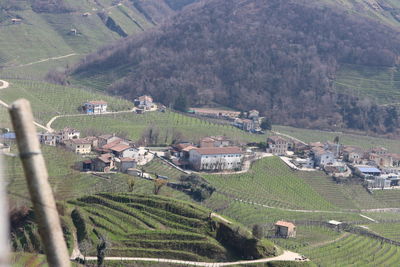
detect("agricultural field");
top-left (368, 223), bottom-right (400, 242)
top-left (203, 157), bottom-right (337, 210)
top-left (334, 64), bottom-right (400, 105)
top-left (370, 190), bottom-right (400, 208)
top-left (143, 157), bottom-right (186, 182)
top-left (299, 233), bottom-right (400, 266)
top-left (0, 79), bottom-right (133, 124)
top-left (64, 193), bottom-right (276, 261)
top-left (5, 146), bottom-right (190, 207)
top-left (297, 171), bottom-right (387, 210)
top-left (204, 193), bottom-right (371, 226)
top-left (52, 110), bottom-right (268, 144)
top-left (274, 125), bottom-right (400, 153)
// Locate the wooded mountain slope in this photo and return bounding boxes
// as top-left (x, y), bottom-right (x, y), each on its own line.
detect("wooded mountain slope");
top-left (71, 0), bottom-right (400, 134)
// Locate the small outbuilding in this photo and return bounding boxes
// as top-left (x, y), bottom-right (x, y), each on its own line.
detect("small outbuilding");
top-left (275, 221), bottom-right (296, 238)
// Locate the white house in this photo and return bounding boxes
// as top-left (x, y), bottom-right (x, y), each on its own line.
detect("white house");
top-left (200, 136), bottom-right (230, 148)
top-left (83, 101), bottom-right (107, 114)
top-left (189, 146), bottom-right (243, 171)
top-left (313, 147), bottom-right (335, 167)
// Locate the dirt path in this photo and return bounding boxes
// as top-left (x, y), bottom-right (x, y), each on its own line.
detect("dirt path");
top-left (78, 250), bottom-right (307, 266)
top-left (210, 213), bottom-right (232, 224)
top-left (6, 53), bottom-right (78, 68)
top-left (271, 130), bottom-right (307, 145)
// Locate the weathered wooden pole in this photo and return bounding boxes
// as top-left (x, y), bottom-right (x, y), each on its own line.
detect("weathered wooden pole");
top-left (9, 99), bottom-right (70, 267)
top-left (0, 153), bottom-right (10, 267)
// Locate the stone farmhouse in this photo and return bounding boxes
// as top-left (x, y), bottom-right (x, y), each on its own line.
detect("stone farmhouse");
top-left (266, 136), bottom-right (288, 155)
top-left (275, 221), bottom-right (296, 238)
top-left (134, 95), bottom-right (155, 111)
top-left (188, 146), bottom-right (243, 171)
top-left (83, 100), bottom-right (107, 114)
top-left (38, 127), bottom-right (81, 147)
top-left (65, 138), bottom-right (93, 154)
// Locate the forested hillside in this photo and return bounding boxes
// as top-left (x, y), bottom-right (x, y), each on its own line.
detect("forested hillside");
top-left (71, 0), bottom-right (400, 134)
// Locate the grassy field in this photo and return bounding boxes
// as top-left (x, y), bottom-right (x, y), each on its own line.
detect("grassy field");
top-left (0, 105), bottom-right (11, 128)
top-left (5, 146), bottom-right (190, 207)
top-left (52, 110), bottom-right (268, 144)
top-left (274, 125), bottom-right (400, 153)
top-left (143, 157), bottom-right (186, 182)
top-left (203, 157), bottom-right (337, 210)
top-left (0, 79), bottom-right (133, 124)
top-left (299, 233), bottom-right (400, 266)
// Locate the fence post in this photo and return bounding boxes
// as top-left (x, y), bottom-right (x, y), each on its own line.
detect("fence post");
top-left (9, 99), bottom-right (70, 267)
top-left (0, 153), bottom-right (10, 267)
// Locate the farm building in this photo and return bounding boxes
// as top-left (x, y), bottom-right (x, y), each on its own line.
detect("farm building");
top-left (312, 147), bottom-right (336, 167)
top-left (93, 153), bottom-right (115, 172)
top-left (83, 100), bottom-right (107, 114)
top-left (200, 136), bottom-right (231, 148)
top-left (134, 95), bottom-right (154, 110)
top-left (355, 166), bottom-right (381, 177)
top-left (57, 127), bottom-right (81, 144)
top-left (116, 158), bottom-right (137, 173)
top-left (275, 221), bottom-right (296, 238)
top-left (64, 138), bottom-right (92, 154)
top-left (38, 132), bottom-right (57, 146)
top-left (266, 136), bottom-right (288, 155)
top-left (188, 146), bottom-right (243, 171)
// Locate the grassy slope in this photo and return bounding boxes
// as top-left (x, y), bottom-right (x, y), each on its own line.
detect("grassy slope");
top-left (274, 125), bottom-right (400, 153)
top-left (0, 79), bottom-right (133, 124)
top-left (0, 0), bottom-right (153, 79)
top-left (52, 110), bottom-right (268, 143)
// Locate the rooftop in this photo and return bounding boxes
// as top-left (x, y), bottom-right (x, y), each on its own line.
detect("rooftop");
top-left (86, 100), bottom-right (107, 105)
top-left (275, 220), bottom-right (295, 228)
top-left (110, 143), bottom-right (132, 152)
top-left (356, 166), bottom-right (381, 173)
top-left (268, 136), bottom-right (287, 143)
top-left (193, 146), bottom-right (242, 155)
top-left (66, 138), bottom-right (92, 145)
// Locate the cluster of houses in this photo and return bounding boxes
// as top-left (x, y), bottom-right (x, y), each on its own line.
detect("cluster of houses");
top-left (265, 135), bottom-right (400, 189)
top-left (170, 136), bottom-right (244, 171)
top-left (37, 127), bottom-right (148, 173)
top-left (233, 110), bottom-right (264, 133)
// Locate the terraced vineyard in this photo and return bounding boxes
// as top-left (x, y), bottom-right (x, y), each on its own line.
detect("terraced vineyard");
top-left (371, 190), bottom-right (400, 208)
top-left (67, 193), bottom-right (276, 261)
top-left (203, 157), bottom-right (336, 210)
top-left (300, 233), bottom-right (400, 266)
top-left (298, 172), bottom-right (386, 210)
top-left (53, 110), bottom-right (267, 144)
top-left (368, 223), bottom-right (400, 242)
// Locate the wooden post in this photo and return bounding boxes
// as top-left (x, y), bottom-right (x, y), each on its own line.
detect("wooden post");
top-left (9, 99), bottom-right (70, 267)
top-left (0, 153), bottom-right (10, 267)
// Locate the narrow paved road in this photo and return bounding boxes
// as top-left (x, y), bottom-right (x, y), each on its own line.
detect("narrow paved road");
top-left (46, 108), bottom-right (136, 132)
top-left (78, 250), bottom-right (306, 266)
top-left (0, 79), bottom-right (51, 131)
top-left (7, 53), bottom-right (78, 68)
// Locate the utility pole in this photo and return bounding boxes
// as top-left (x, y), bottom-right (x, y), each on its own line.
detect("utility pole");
top-left (9, 99), bottom-right (70, 267)
top-left (0, 153), bottom-right (10, 267)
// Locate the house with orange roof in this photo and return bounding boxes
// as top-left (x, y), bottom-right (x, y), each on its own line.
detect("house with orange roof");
top-left (275, 221), bottom-right (296, 238)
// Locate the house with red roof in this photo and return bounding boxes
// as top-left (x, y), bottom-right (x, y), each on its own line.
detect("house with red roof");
top-left (275, 221), bottom-right (296, 238)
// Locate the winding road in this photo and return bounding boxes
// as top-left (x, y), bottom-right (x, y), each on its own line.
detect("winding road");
top-left (76, 250), bottom-right (306, 266)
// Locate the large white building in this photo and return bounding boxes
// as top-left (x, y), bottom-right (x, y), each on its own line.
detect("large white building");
top-left (189, 146), bottom-right (243, 171)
